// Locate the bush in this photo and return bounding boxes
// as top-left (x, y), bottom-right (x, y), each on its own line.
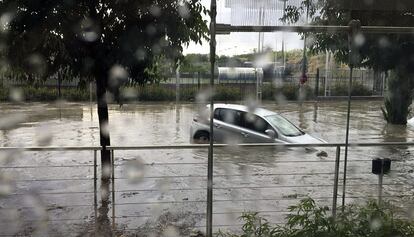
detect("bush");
top-left (216, 198), bottom-right (414, 237)
top-left (262, 84), bottom-right (315, 101)
top-left (0, 86), bottom-right (91, 102)
top-left (330, 82), bottom-right (372, 96)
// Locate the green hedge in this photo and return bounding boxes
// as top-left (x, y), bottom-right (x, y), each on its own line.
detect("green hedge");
top-left (0, 86), bottom-right (91, 102)
top-left (330, 82), bottom-right (372, 96)
top-left (0, 83), bottom-right (373, 102)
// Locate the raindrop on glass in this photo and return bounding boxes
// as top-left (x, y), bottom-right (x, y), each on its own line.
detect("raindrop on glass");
top-left (125, 158), bottom-right (145, 183)
top-left (78, 18), bottom-right (100, 42)
top-left (0, 12), bottom-right (14, 32)
top-left (162, 225), bottom-right (179, 237)
top-left (109, 65), bottom-right (129, 88)
top-left (353, 33), bottom-right (365, 47)
top-left (150, 5), bottom-right (162, 17)
top-left (9, 88), bottom-right (24, 102)
top-left (178, 2), bottom-right (190, 19)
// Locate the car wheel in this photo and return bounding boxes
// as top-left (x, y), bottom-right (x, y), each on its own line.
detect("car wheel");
top-left (193, 131), bottom-right (210, 144)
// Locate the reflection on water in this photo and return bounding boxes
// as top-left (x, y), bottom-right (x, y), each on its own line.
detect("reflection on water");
top-left (96, 179), bottom-right (111, 237)
top-left (1, 101), bottom-right (414, 235)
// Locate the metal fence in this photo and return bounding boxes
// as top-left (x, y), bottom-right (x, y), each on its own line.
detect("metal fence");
top-left (0, 142), bottom-right (413, 236)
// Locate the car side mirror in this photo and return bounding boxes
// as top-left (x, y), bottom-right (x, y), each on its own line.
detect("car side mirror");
top-left (265, 129), bottom-right (277, 139)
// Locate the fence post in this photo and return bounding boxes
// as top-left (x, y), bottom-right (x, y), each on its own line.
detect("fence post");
top-left (111, 150), bottom-right (116, 230)
top-left (315, 68), bottom-right (320, 99)
top-left (207, 0), bottom-right (216, 235)
top-left (93, 149), bottom-right (97, 233)
top-left (197, 72), bottom-right (201, 91)
top-left (332, 146), bottom-right (341, 217)
top-left (176, 62), bottom-right (180, 103)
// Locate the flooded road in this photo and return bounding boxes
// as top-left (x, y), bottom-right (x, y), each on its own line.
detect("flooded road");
top-left (1, 101), bottom-right (414, 236)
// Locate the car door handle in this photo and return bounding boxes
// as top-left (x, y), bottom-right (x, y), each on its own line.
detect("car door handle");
top-left (241, 132), bottom-right (249, 137)
top-left (214, 123), bottom-right (221, 128)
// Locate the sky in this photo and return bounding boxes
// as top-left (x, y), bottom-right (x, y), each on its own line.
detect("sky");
top-left (183, 0), bottom-right (304, 56)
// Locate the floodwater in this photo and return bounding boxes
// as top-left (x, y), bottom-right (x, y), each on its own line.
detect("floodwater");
top-left (1, 101), bottom-right (414, 236)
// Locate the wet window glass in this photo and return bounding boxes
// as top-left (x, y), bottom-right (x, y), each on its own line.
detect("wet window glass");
top-left (265, 114), bottom-right (303, 136)
top-left (1, 0), bottom-right (414, 236)
top-left (241, 112), bottom-right (270, 134)
top-left (220, 109), bottom-right (242, 126)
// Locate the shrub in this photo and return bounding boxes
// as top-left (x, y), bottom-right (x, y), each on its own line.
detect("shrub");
top-left (330, 82), bottom-right (372, 96)
top-left (262, 84), bottom-right (315, 101)
top-left (216, 198), bottom-right (414, 237)
top-left (0, 86), bottom-right (91, 102)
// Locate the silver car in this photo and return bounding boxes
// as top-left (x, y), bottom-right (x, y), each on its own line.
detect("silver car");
top-left (190, 104), bottom-right (326, 144)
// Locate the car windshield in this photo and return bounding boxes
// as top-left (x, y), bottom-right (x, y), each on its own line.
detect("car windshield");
top-left (265, 114), bottom-right (303, 137)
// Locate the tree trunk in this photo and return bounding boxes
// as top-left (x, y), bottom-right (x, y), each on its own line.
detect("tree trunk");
top-left (95, 69), bottom-right (111, 179)
top-left (382, 69), bottom-right (413, 125)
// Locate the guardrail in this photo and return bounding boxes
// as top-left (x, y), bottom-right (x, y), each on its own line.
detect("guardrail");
top-left (0, 142), bottom-right (413, 236)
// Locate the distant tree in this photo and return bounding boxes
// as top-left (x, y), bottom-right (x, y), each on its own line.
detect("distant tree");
top-left (1, 0), bottom-right (208, 166)
top-left (181, 53), bottom-right (210, 73)
top-left (284, 0), bottom-right (414, 124)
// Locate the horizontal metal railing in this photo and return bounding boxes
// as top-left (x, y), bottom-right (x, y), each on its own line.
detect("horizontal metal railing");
top-left (1, 142), bottom-right (414, 151)
top-left (0, 142), bottom-right (413, 236)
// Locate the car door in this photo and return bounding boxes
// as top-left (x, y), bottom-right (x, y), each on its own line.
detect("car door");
top-left (212, 108), bottom-right (240, 143)
top-left (213, 108), bottom-right (245, 144)
top-left (238, 112), bottom-right (276, 143)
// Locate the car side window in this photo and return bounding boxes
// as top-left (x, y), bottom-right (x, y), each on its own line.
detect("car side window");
top-left (219, 109), bottom-right (242, 126)
top-left (241, 112), bottom-right (271, 134)
top-left (214, 108), bottom-right (222, 120)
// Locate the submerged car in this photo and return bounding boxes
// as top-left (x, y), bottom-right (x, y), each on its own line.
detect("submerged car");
top-left (190, 104), bottom-right (326, 144)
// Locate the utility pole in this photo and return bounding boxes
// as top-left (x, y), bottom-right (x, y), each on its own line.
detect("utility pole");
top-left (280, 0), bottom-right (288, 71)
top-left (301, 0), bottom-right (310, 80)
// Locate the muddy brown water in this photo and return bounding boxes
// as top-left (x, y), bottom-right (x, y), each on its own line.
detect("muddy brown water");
top-left (1, 101), bottom-right (414, 236)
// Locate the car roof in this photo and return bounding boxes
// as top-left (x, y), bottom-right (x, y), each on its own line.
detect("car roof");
top-left (208, 103), bottom-right (277, 117)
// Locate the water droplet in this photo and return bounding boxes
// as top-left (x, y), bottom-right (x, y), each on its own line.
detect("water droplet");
top-left (122, 87), bottom-right (138, 100)
top-left (0, 175), bottom-right (13, 196)
top-left (178, 3), bottom-right (190, 19)
top-left (152, 44), bottom-right (162, 55)
top-left (370, 217), bottom-right (382, 231)
top-left (378, 37), bottom-right (390, 48)
top-left (196, 88), bottom-right (214, 104)
top-left (109, 65), bottom-right (129, 88)
top-left (254, 51), bottom-right (272, 68)
top-left (125, 158), bottom-right (145, 183)
top-left (100, 182), bottom-right (110, 197)
top-left (150, 5), bottom-right (162, 17)
top-left (245, 97), bottom-right (259, 112)
top-left (0, 12), bottom-right (14, 32)
top-left (0, 113), bottom-right (27, 129)
top-left (146, 24), bottom-right (157, 36)
top-left (135, 48), bottom-right (147, 61)
top-left (100, 121), bottom-right (110, 137)
top-left (157, 178), bottom-right (171, 192)
top-left (24, 194), bottom-right (47, 220)
top-left (275, 92), bottom-right (287, 104)
top-left (353, 33), bottom-right (365, 47)
top-left (162, 225), bottom-right (179, 237)
top-left (78, 18), bottom-right (100, 42)
top-left (25, 54), bottom-right (46, 76)
top-left (102, 163), bottom-right (112, 179)
top-left (9, 88), bottom-right (24, 102)
top-left (35, 125), bottom-right (53, 146)
top-left (363, 0), bottom-right (374, 5)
